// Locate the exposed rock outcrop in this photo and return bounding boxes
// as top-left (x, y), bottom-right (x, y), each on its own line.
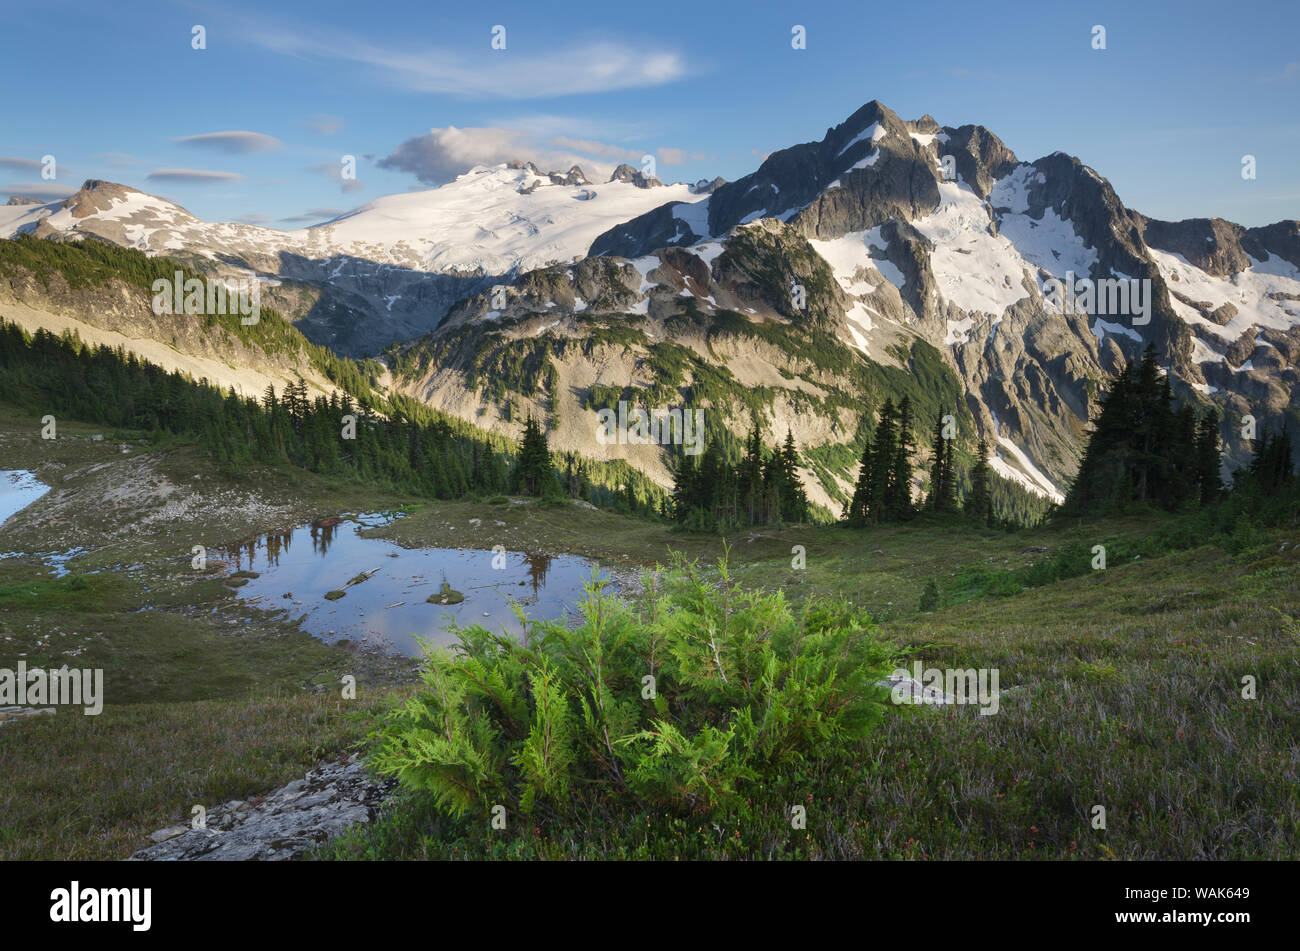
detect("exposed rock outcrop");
top-left (128, 755), bottom-right (394, 861)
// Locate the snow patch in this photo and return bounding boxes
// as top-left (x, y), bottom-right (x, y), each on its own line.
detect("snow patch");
top-left (838, 121), bottom-right (887, 157)
top-left (911, 181), bottom-right (1033, 315)
top-left (1091, 318), bottom-right (1142, 343)
top-left (989, 437), bottom-right (1064, 504)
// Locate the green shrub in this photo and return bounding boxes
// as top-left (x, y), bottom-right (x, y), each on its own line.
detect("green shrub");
top-left (918, 576), bottom-right (940, 612)
top-left (371, 553), bottom-right (895, 823)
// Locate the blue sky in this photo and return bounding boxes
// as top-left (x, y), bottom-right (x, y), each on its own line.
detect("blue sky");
top-left (1, 0), bottom-right (1296, 227)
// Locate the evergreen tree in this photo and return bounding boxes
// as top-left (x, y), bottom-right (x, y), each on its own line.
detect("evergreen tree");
top-left (886, 396), bottom-right (915, 520)
top-left (847, 399), bottom-right (899, 525)
top-left (1195, 409), bottom-right (1223, 504)
top-left (512, 416), bottom-right (554, 496)
top-left (1063, 345), bottom-right (1224, 515)
top-left (778, 428), bottom-right (809, 523)
top-left (845, 432), bottom-right (874, 526)
top-left (737, 424), bottom-right (765, 525)
top-left (1248, 428), bottom-right (1295, 494)
top-left (967, 436), bottom-right (992, 525)
top-left (928, 413), bottom-right (958, 513)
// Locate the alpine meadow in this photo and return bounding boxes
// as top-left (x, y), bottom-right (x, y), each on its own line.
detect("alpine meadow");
top-left (0, 0), bottom-right (1296, 931)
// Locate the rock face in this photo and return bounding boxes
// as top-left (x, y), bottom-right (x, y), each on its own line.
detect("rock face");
top-left (128, 755), bottom-right (394, 861)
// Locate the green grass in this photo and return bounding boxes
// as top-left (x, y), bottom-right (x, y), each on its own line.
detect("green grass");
top-left (0, 691), bottom-right (402, 861)
top-left (324, 527), bottom-right (1300, 860)
top-left (2, 410), bottom-right (1296, 861)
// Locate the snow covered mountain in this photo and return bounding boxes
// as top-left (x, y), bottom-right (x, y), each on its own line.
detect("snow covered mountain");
top-left (3, 100), bottom-right (1296, 509)
top-left (574, 102), bottom-right (1297, 493)
top-left (404, 102), bottom-right (1298, 504)
top-left (0, 165), bottom-right (709, 355)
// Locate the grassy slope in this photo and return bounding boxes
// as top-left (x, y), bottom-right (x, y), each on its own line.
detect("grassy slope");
top-left (1, 409), bottom-right (1296, 860)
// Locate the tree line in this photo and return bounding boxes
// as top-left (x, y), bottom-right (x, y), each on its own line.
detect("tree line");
top-left (670, 427), bottom-right (811, 530)
top-left (0, 321), bottom-right (650, 509)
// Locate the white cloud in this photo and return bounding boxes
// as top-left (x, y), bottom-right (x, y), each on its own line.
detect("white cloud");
top-left (377, 123), bottom-right (698, 185)
top-left (377, 126), bottom-right (607, 183)
top-left (244, 23), bottom-right (689, 99)
top-left (549, 136), bottom-right (642, 163)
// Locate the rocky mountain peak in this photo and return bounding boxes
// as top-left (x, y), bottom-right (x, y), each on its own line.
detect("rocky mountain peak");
top-left (60, 179), bottom-right (173, 219)
top-left (609, 163), bottom-right (663, 189)
top-left (549, 165), bottom-right (589, 186)
top-left (691, 177), bottom-right (727, 195)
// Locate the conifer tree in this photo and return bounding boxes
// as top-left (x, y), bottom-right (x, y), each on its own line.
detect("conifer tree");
top-left (845, 431), bottom-right (874, 526)
top-left (1063, 346), bottom-right (1225, 514)
top-left (737, 424), bottom-right (765, 525)
top-left (928, 413), bottom-right (958, 513)
top-left (1196, 409), bottom-right (1223, 503)
top-left (513, 416), bottom-right (554, 496)
top-left (887, 396), bottom-right (915, 520)
top-left (967, 436), bottom-right (992, 525)
top-left (779, 428), bottom-right (809, 523)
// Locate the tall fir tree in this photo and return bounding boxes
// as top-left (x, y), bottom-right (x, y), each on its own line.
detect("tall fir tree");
top-left (513, 415), bottom-right (554, 496)
top-left (779, 428), bottom-right (809, 523)
top-left (967, 436), bottom-right (992, 525)
top-left (886, 396), bottom-right (915, 520)
top-left (928, 413), bottom-right (958, 513)
top-left (1196, 409), bottom-right (1223, 504)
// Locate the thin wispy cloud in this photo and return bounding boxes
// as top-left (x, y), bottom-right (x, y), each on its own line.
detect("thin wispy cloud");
top-left (147, 169), bottom-right (245, 184)
top-left (174, 132), bottom-right (283, 154)
top-left (548, 136), bottom-right (643, 163)
top-left (0, 157), bottom-right (46, 173)
top-left (280, 206), bottom-right (348, 223)
top-left (1, 182), bottom-right (76, 199)
top-left (304, 114), bottom-right (344, 135)
top-left (656, 147), bottom-right (708, 166)
top-left (244, 22), bottom-right (689, 99)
